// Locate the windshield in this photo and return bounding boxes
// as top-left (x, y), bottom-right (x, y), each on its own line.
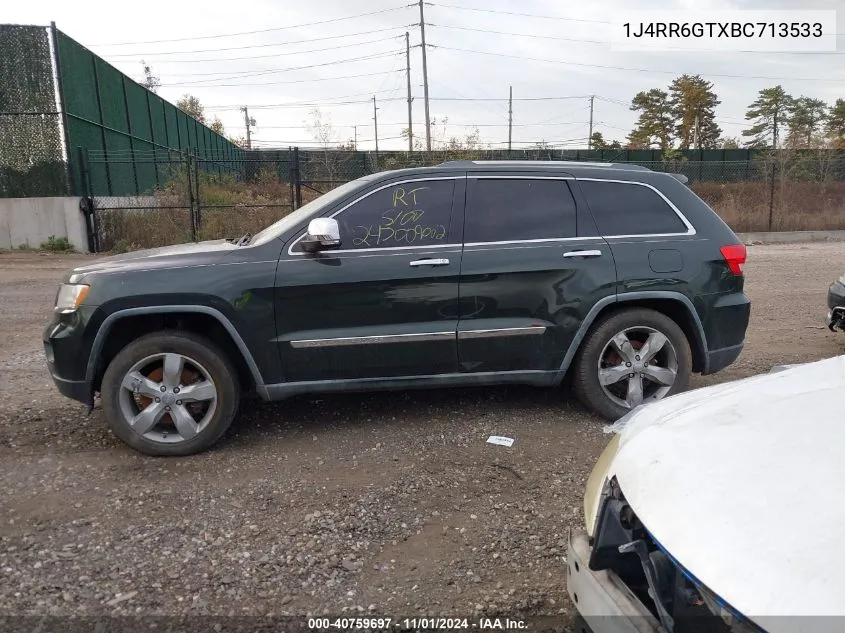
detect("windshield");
top-left (250, 178), bottom-right (371, 247)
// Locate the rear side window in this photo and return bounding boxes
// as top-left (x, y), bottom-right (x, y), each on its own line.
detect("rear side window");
top-left (465, 178), bottom-right (577, 243)
top-left (578, 180), bottom-right (688, 236)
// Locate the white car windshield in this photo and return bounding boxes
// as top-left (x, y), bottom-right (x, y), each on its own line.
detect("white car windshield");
top-left (250, 178), bottom-right (372, 246)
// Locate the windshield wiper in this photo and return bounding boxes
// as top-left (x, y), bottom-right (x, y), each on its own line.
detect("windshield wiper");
top-left (234, 232), bottom-right (252, 247)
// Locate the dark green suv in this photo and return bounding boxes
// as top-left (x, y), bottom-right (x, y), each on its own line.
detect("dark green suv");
top-left (44, 160), bottom-right (750, 456)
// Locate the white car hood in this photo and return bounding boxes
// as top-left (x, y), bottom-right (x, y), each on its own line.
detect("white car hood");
top-left (607, 354), bottom-right (845, 631)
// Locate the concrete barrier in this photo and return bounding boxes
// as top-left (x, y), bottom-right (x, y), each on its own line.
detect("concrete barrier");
top-left (737, 230), bottom-right (845, 245)
top-left (0, 197), bottom-right (89, 252)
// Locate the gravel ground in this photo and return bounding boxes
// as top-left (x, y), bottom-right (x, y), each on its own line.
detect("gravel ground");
top-left (0, 245), bottom-right (843, 629)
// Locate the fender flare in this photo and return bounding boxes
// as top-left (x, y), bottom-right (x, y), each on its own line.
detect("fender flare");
top-left (85, 305), bottom-right (267, 396)
top-left (557, 291), bottom-right (709, 379)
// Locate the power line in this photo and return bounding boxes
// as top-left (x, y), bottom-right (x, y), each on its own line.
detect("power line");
top-left (206, 87), bottom-right (416, 110)
top-left (210, 97), bottom-right (409, 110)
top-left (428, 24), bottom-right (604, 45)
top-left (92, 5), bottom-right (414, 46)
top-left (251, 135), bottom-right (406, 145)
top-left (429, 95), bottom-right (590, 102)
top-left (160, 51), bottom-right (404, 86)
top-left (430, 3), bottom-right (610, 24)
top-left (380, 121), bottom-right (591, 128)
top-left (431, 45), bottom-right (844, 82)
top-left (116, 35), bottom-right (403, 65)
top-left (156, 69), bottom-right (404, 89)
top-left (104, 27), bottom-right (406, 58)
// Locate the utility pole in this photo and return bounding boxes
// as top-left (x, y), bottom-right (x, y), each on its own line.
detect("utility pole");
top-left (240, 106), bottom-right (255, 150)
top-left (405, 31), bottom-right (414, 152)
top-left (354, 125), bottom-right (358, 151)
top-left (507, 86), bottom-right (513, 153)
top-left (418, 0), bottom-right (432, 150)
top-left (373, 96), bottom-right (379, 155)
top-left (587, 95), bottom-right (595, 149)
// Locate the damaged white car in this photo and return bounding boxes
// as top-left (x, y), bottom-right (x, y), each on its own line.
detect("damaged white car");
top-left (567, 355), bottom-right (845, 633)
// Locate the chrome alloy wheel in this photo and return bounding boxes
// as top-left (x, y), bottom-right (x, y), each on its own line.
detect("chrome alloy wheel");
top-left (117, 353), bottom-right (218, 444)
top-left (597, 326), bottom-right (679, 409)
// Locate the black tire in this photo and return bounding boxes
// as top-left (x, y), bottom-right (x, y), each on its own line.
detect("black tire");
top-left (572, 308), bottom-right (692, 421)
top-left (101, 330), bottom-right (240, 456)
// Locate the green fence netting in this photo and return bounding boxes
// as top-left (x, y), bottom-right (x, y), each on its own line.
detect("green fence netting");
top-left (55, 29), bottom-right (244, 197)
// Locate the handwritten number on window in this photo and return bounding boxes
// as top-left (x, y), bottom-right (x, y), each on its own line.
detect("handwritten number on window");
top-left (351, 185), bottom-right (448, 247)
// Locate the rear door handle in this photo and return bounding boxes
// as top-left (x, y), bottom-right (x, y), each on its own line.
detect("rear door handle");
top-left (409, 258), bottom-right (450, 267)
top-left (563, 249), bottom-right (602, 258)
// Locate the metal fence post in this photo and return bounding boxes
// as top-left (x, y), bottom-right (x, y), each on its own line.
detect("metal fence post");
top-left (185, 150), bottom-right (197, 242)
top-left (293, 146), bottom-right (302, 209)
top-left (77, 147), bottom-right (100, 252)
top-left (49, 23), bottom-right (74, 196)
top-left (287, 146), bottom-right (295, 211)
top-left (193, 148), bottom-right (202, 239)
top-left (768, 156), bottom-right (777, 232)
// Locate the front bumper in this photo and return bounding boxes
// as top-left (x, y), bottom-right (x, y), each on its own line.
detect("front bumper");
top-left (43, 313), bottom-right (95, 408)
top-left (827, 281), bottom-right (845, 331)
top-left (566, 529), bottom-right (660, 633)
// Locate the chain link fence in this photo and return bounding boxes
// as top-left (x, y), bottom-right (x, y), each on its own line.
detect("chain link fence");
top-left (0, 24), bottom-right (68, 197)
top-left (83, 147), bottom-right (845, 252)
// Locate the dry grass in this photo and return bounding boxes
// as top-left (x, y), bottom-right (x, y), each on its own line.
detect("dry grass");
top-left (98, 208), bottom-right (193, 252)
top-left (693, 181), bottom-right (845, 232)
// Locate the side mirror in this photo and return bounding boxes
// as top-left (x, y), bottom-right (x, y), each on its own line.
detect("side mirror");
top-left (301, 217), bottom-right (341, 253)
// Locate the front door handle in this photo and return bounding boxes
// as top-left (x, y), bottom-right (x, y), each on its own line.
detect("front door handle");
top-left (409, 258), bottom-right (450, 267)
top-left (563, 249), bottom-right (602, 258)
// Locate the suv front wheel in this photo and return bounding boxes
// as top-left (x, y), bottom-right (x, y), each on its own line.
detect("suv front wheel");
top-left (100, 331), bottom-right (241, 456)
top-left (573, 308), bottom-right (692, 421)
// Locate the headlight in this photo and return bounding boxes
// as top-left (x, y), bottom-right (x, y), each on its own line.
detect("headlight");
top-left (583, 433), bottom-right (621, 537)
top-left (54, 283), bottom-right (90, 313)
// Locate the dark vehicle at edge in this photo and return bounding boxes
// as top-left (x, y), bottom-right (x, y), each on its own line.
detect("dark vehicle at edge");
top-left (827, 272), bottom-right (845, 331)
top-left (44, 160), bottom-right (751, 456)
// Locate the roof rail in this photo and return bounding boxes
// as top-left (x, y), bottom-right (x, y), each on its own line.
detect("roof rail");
top-left (436, 159), bottom-right (652, 171)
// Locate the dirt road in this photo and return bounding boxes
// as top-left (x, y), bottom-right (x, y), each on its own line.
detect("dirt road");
top-left (0, 244), bottom-right (843, 626)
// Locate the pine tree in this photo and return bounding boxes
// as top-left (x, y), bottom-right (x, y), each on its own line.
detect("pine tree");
top-left (629, 89), bottom-right (674, 150)
top-left (825, 98), bottom-right (845, 148)
top-left (741, 86), bottom-right (793, 148)
top-left (668, 74), bottom-right (721, 149)
top-left (786, 97), bottom-right (828, 148)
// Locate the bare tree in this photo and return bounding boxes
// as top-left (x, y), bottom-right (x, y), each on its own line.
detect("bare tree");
top-left (210, 117), bottom-right (225, 135)
top-left (140, 60), bottom-right (160, 93)
top-left (304, 107), bottom-right (348, 188)
top-left (176, 95), bottom-right (206, 125)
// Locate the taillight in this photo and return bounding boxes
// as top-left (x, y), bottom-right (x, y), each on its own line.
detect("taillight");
top-left (720, 244), bottom-right (747, 275)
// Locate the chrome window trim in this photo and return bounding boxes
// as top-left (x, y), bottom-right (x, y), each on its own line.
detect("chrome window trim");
top-left (287, 176), bottom-right (463, 256)
top-left (458, 326), bottom-right (547, 339)
top-left (464, 236), bottom-right (603, 248)
top-left (574, 177), bottom-right (697, 238)
top-left (469, 175), bottom-right (574, 180)
top-left (290, 331), bottom-right (454, 348)
top-left (283, 173), bottom-right (696, 257)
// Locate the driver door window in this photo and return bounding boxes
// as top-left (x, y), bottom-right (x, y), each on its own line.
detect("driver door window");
top-left (336, 180), bottom-right (456, 250)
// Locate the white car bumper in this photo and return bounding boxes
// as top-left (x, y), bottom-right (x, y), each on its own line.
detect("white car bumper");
top-left (566, 529), bottom-right (660, 633)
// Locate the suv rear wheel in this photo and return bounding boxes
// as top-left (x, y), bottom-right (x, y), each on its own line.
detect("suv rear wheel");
top-left (100, 331), bottom-right (240, 456)
top-left (573, 308), bottom-right (692, 421)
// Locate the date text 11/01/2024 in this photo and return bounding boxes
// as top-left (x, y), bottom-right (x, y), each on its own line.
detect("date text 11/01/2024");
top-left (307, 617), bottom-right (528, 630)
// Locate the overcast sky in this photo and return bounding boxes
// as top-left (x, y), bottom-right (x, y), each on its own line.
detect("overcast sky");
top-left (6, 0), bottom-right (845, 150)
